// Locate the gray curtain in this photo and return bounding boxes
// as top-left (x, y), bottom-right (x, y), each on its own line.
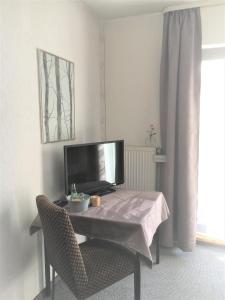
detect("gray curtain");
top-left (160, 8), bottom-right (202, 251)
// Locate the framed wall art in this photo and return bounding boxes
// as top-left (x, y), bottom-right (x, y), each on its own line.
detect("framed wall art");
top-left (37, 49), bottom-right (75, 143)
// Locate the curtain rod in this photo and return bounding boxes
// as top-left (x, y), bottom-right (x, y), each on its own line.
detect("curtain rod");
top-left (163, 1), bottom-right (225, 13)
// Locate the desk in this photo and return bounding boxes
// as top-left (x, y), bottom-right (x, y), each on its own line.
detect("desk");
top-left (31, 189), bottom-right (169, 295)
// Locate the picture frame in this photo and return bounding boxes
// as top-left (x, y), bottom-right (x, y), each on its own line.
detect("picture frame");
top-left (37, 49), bottom-right (75, 143)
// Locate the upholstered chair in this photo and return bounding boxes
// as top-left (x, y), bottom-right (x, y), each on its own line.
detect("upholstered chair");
top-left (36, 195), bottom-right (141, 300)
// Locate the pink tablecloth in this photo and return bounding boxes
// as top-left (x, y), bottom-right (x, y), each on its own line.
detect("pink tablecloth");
top-left (69, 189), bottom-right (169, 260)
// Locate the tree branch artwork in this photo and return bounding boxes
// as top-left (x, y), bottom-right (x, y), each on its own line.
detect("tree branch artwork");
top-left (42, 51), bottom-right (50, 142)
top-left (67, 62), bottom-right (73, 139)
top-left (55, 55), bottom-right (62, 141)
top-left (37, 49), bottom-right (75, 143)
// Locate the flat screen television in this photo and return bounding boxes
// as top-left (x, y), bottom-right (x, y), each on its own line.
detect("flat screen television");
top-left (64, 140), bottom-right (124, 195)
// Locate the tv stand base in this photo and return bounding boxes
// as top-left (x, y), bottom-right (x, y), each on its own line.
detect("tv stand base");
top-left (94, 187), bottom-right (116, 196)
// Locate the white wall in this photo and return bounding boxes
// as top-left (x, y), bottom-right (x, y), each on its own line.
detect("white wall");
top-left (104, 5), bottom-right (225, 147)
top-left (0, 1), bottom-right (101, 299)
top-left (201, 5), bottom-right (225, 46)
top-left (104, 13), bottom-right (163, 146)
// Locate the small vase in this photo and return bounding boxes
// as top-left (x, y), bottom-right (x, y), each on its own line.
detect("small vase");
top-left (150, 135), bottom-right (157, 148)
top-left (145, 136), bottom-right (151, 146)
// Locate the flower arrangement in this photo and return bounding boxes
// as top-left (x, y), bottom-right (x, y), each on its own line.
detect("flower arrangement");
top-left (148, 124), bottom-right (157, 139)
top-left (146, 124), bottom-right (157, 147)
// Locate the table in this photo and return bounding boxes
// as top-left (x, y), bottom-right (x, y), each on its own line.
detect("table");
top-left (69, 189), bottom-right (169, 259)
top-left (30, 189), bottom-right (169, 295)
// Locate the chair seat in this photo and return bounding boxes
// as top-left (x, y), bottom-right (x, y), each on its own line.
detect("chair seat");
top-left (79, 239), bottom-right (136, 299)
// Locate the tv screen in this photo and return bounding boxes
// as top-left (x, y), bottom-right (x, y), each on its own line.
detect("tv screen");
top-left (64, 140), bottom-right (124, 195)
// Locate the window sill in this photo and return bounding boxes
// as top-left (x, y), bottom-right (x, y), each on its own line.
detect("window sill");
top-left (197, 233), bottom-right (225, 247)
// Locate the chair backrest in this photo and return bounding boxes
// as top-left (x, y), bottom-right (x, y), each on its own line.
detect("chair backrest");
top-left (36, 195), bottom-right (88, 297)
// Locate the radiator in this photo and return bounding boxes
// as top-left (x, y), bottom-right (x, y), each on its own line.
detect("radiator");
top-left (121, 146), bottom-right (156, 191)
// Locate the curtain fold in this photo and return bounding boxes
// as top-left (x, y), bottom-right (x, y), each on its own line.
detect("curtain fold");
top-left (160, 8), bottom-right (202, 251)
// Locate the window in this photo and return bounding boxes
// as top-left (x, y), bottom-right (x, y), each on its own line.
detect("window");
top-left (197, 47), bottom-right (225, 241)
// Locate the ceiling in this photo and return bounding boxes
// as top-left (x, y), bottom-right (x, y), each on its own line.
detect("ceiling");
top-left (81, 0), bottom-right (202, 19)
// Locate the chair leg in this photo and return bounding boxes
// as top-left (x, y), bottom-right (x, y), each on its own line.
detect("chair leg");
top-left (134, 254), bottom-right (141, 300)
top-left (51, 268), bottom-right (55, 300)
top-left (44, 242), bottom-right (51, 296)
